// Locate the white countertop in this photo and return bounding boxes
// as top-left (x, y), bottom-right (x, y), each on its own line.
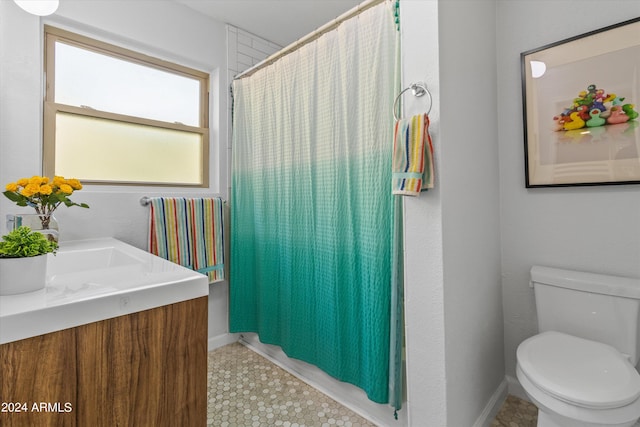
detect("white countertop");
top-left (0, 238), bottom-right (208, 344)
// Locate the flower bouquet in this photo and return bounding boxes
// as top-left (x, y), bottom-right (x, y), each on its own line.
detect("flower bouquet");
top-left (3, 176), bottom-right (89, 241)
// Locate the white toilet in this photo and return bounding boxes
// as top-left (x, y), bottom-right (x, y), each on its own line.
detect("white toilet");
top-left (516, 266), bottom-right (640, 427)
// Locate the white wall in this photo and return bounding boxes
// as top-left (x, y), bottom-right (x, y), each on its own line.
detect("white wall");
top-left (401, 1), bottom-right (505, 426)
top-left (439, 1), bottom-right (505, 425)
top-left (400, 1), bottom-right (448, 425)
top-left (0, 0), bottom-right (227, 241)
top-left (0, 0), bottom-right (231, 343)
top-left (497, 0), bottom-right (640, 383)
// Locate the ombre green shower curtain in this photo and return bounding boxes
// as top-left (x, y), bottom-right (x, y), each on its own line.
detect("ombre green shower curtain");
top-left (230, 1), bottom-right (401, 407)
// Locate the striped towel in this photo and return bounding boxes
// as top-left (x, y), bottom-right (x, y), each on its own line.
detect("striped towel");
top-left (392, 113), bottom-right (435, 195)
top-left (148, 197), bottom-right (225, 283)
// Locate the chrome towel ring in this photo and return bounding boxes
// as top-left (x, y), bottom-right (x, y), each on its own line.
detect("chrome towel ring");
top-left (393, 81), bottom-right (433, 121)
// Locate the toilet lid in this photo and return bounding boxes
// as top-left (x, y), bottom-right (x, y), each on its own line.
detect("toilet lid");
top-left (517, 331), bottom-right (640, 409)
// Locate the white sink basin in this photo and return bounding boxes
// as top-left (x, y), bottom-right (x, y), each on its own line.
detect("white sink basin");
top-left (0, 238), bottom-right (208, 344)
top-left (49, 247), bottom-right (142, 274)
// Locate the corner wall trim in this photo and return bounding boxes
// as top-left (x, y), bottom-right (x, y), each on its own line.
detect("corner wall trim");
top-left (506, 374), bottom-right (530, 402)
top-left (208, 333), bottom-right (240, 351)
top-left (472, 378), bottom-right (508, 427)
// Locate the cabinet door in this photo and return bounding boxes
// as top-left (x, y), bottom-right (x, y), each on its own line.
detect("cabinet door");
top-left (75, 297), bottom-right (208, 427)
top-left (0, 328), bottom-right (77, 427)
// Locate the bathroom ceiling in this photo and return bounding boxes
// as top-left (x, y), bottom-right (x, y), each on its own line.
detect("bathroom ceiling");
top-left (175, 0), bottom-right (362, 46)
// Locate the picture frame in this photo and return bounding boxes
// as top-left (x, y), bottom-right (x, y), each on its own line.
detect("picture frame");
top-left (521, 17), bottom-right (640, 188)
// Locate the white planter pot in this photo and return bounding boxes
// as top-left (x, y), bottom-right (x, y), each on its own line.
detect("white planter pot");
top-left (0, 254), bottom-right (48, 296)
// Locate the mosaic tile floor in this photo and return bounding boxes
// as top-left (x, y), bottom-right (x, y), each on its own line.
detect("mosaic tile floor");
top-left (207, 343), bottom-right (377, 426)
top-left (491, 395), bottom-right (538, 427)
top-left (208, 342), bottom-right (538, 427)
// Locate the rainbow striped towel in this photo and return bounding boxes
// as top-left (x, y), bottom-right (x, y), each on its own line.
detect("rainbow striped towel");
top-left (148, 197), bottom-right (225, 283)
top-left (392, 113), bottom-right (434, 195)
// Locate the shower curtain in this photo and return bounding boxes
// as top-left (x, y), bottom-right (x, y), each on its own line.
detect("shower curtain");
top-left (230, 1), bottom-right (401, 407)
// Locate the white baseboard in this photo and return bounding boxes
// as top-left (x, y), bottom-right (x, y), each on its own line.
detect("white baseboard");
top-left (239, 333), bottom-right (406, 427)
top-left (472, 378), bottom-right (508, 427)
top-left (208, 332), bottom-right (240, 351)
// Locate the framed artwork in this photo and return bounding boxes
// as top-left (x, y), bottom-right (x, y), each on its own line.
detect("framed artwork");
top-left (521, 17), bottom-right (640, 187)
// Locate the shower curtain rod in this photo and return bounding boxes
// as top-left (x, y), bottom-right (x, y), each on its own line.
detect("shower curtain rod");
top-left (234, 0), bottom-right (390, 79)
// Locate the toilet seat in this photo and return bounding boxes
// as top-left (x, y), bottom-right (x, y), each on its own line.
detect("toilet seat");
top-left (517, 331), bottom-right (640, 410)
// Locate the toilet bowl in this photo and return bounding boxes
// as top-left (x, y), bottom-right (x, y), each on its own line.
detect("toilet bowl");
top-left (517, 331), bottom-right (640, 427)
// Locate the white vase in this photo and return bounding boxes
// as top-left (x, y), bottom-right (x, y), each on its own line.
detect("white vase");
top-left (0, 254), bottom-right (48, 296)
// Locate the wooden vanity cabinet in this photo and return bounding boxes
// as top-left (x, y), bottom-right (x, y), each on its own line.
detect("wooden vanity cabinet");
top-left (0, 296), bottom-right (207, 427)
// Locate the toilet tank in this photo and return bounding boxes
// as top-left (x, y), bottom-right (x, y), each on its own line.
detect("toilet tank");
top-left (530, 265), bottom-right (640, 366)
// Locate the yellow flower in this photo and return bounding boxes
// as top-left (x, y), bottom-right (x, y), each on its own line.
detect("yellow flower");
top-left (5, 175), bottom-right (88, 212)
top-left (21, 183), bottom-right (40, 197)
top-left (58, 184), bottom-right (73, 194)
top-left (39, 184), bottom-right (53, 195)
top-left (67, 178), bottom-right (83, 190)
top-left (29, 175), bottom-right (43, 185)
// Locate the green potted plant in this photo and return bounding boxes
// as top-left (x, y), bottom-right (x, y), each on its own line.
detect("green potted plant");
top-left (0, 226), bottom-right (57, 295)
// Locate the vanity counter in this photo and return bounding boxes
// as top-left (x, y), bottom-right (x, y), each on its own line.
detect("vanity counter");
top-left (0, 237), bottom-right (208, 344)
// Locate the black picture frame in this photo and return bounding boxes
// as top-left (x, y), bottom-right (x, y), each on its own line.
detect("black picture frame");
top-left (521, 17), bottom-right (640, 188)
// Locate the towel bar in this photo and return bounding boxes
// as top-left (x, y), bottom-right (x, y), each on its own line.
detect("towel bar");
top-left (393, 82), bottom-right (433, 121)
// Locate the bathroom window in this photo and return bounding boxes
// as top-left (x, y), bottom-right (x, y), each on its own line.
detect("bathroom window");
top-left (43, 26), bottom-right (210, 186)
